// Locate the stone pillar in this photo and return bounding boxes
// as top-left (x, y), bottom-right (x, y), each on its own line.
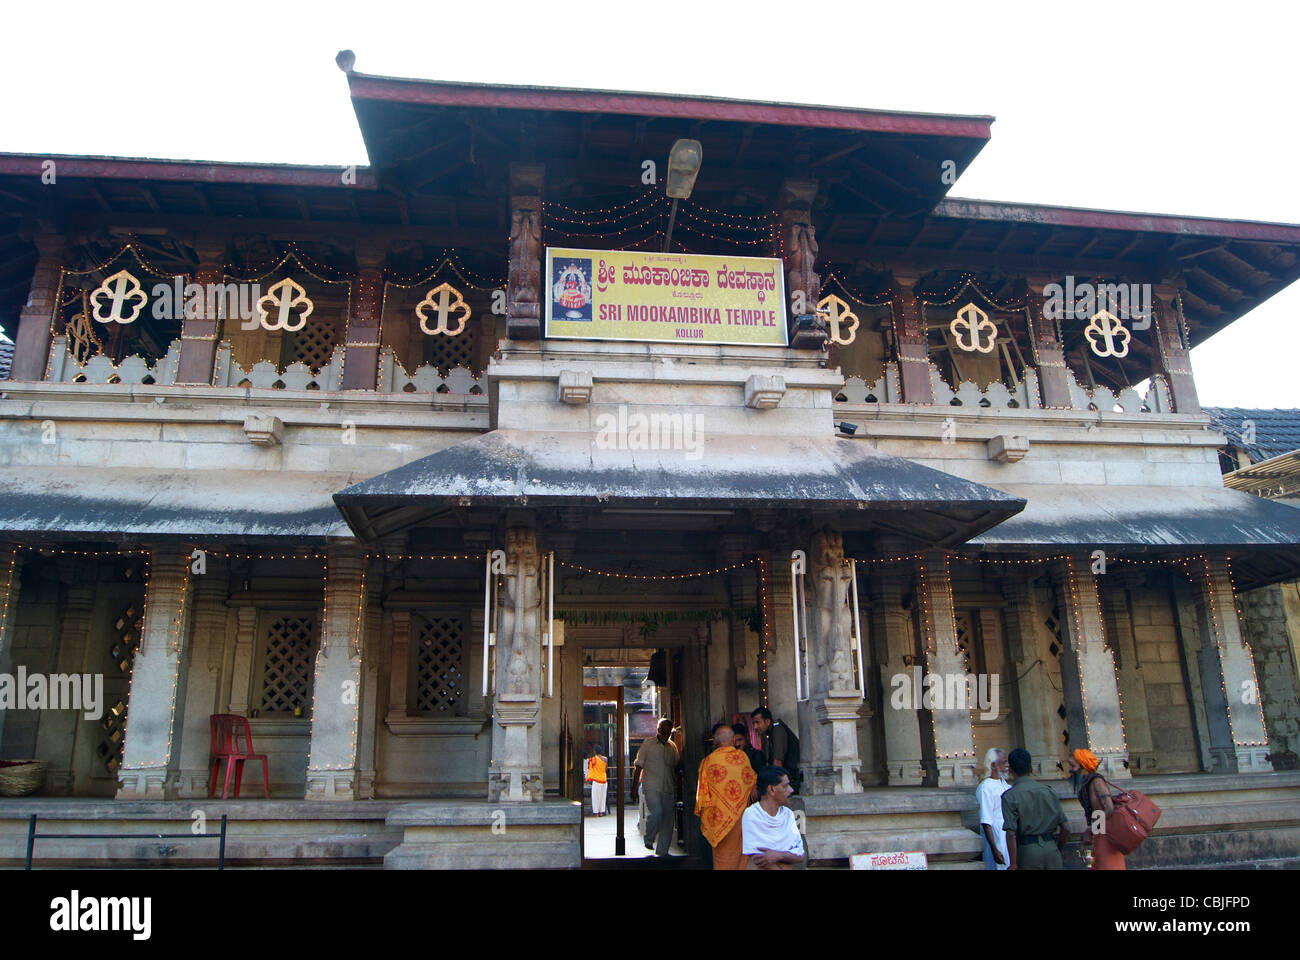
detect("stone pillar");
top-left (1050, 554), bottom-right (1131, 779)
top-left (765, 540), bottom-right (799, 728)
top-left (118, 548), bottom-right (194, 799)
top-left (1153, 284), bottom-right (1199, 414)
top-left (1188, 556), bottom-right (1272, 772)
top-left (1023, 276), bottom-right (1073, 409)
top-left (386, 610), bottom-right (412, 722)
top-left (305, 547), bottom-right (369, 800)
top-left (228, 606), bottom-right (257, 717)
top-left (489, 525), bottom-right (545, 801)
top-left (888, 273), bottom-right (934, 404)
top-left (505, 163), bottom-right (544, 341)
top-left (175, 239), bottom-right (229, 384)
top-left (174, 568), bottom-right (228, 797)
top-left (34, 560), bottom-right (93, 794)
top-left (916, 553), bottom-right (977, 785)
top-left (10, 233), bottom-right (67, 382)
top-left (869, 560), bottom-right (925, 785)
top-left (0, 548), bottom-right (21, 750)
top-left (1099, 576), bottom-right (1157, 773)
top-left (1000, 576), bottom-right (1059, 771)
top-left (796, 528), bottom-right (863, 794)
top-left (341, 245), bottom-right (385, 390)
top-left (779, 180), bottom-right (826, 350)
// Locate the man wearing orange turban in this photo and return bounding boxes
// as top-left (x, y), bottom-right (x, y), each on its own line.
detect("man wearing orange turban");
top-left (1073, 749), bottom-right (1100, 774)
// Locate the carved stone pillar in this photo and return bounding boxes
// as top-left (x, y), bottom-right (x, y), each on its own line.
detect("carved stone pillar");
top-left (870, 560), bottom-right (925, 786)
top-left (228, 606), bottom-right (257, 717)
top-left (36, 560), bottom-right (93, 794)
top-left (386, 610), bottom-right (412, 721)
top-left (888, 273), bottom-right (935, 404)
top-left (779, 180), bottom-right (826, 350)
top-left (176, 240), bottom-right (229, 384)
top-left (0, 548), bottom-right (21, 750)
top-left (11, 233), bottom-right (67, 382)
top-left (1099, 576), bottom-right (1157, 773)
top-left (341, 246), bottom-right (385, 390)
top-left (1022, 277), bottom-right (1073, 409)
top-left (175, 569), bottom-right (229, 797)
top-left (118, 548), bottom-right (194, 799)
top-left (1153, 284), bottom-right (1199, 415)
top-left (800, 528), bottom-right (863, 794)
top-left (1189, 556), bottom-right (1271, 772)
top-left (1000, 576), bottom-right (1058, 772)
top-left (489, 525), bottom-right (545, 801)
top-left (1049, 554), bottom-right (1131, 779)
top-left (305, 547), bottom-right (370, 800)
top-left (506, 163), bottom-right (544, 341)
top-left (916, 553), bottom-right (977, 785)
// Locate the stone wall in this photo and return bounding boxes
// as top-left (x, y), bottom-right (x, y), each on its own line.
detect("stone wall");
top-left (1238, 581), bottom-right (1300, 763)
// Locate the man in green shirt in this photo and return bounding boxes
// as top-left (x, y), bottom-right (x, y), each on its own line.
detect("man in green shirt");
top-left (1000, 748), bottom-right (1069, 870)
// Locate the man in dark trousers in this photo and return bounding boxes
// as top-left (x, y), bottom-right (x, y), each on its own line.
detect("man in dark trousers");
top-left (750, 707), bottom-right (801, 793)
top-left (1000, 747), bottom-right (1069, 870)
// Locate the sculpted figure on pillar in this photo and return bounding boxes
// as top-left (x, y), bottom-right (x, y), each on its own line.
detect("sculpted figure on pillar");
top-left (506, 162), bottom-right (544, 340)
top-left (785, 221), bottom-right (821, 313)
top-left (810, 529), bottom-right (853, 693)
top-left (500, 527), bottom-right (541, 698)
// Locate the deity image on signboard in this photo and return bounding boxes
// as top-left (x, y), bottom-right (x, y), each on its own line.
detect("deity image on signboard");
top-left (552, 259), bottom-right (593, 320)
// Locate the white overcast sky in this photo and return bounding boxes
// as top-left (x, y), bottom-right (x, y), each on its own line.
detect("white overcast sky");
top-left (4, 0), bottom-right (1297, 408)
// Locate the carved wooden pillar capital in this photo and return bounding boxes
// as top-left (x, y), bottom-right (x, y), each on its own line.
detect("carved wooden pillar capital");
top-left (779, 179), bottom-right (825, 350)
top-left (1153, 283), bottom-right (1199, 414)
top-left (506, 163), bottom-right (544, 341)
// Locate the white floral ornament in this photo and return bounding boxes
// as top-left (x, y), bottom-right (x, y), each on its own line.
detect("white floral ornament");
top-left (950, 301), bottom-right (997, 353)
top-left (417, 282), bottom-right (471, 336)
top-left (817, 294), bottom-right (859, 345)
top-left (1084, 309), bottom-right (1131, 358)
top-left (257, 277), bottom-right (314, 332)
top-left (89, 269), bottom-right (148, 324)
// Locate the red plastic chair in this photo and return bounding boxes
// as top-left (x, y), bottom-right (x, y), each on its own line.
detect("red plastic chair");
top-left (208, 714), bottom-right (270, 799)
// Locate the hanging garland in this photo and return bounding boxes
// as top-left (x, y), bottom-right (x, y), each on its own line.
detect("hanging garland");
top-left (558, 606), bottom-right (760, 637)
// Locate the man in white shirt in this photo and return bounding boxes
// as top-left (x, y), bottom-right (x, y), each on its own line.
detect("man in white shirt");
top-left (976, 747), bottom-right (1011, 870)
top-left (741, 765), bottom-right (805, 870)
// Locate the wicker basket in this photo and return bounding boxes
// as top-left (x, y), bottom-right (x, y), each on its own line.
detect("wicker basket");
top-left (0, 760), bottom-right (47, 797)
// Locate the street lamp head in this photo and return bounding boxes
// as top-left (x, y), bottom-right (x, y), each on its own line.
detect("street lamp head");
top-left (665, 139), bottom-right (703, 199)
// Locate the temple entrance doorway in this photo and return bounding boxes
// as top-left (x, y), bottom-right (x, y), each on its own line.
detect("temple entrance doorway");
top-left (566, 626), bottom-right (715, 869)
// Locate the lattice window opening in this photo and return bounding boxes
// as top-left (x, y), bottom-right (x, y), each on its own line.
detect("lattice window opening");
top-left (380, 282), bottom-right (494, 378)
top-left (412, 614), bottom-right (467, 715)
top-left (223, 269), bottom-right (350, 376)
top-left (54, 272), bottom-right (179, 369)
top-left (110, 603), bottom-right (143, 674)
top-left (256, 615), bottom-right (319, 717)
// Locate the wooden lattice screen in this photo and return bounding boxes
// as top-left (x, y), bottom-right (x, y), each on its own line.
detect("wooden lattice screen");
top-left (413, 613), bottom-right (466, 715)
top-left (257, 614), bottom-right (318, 716)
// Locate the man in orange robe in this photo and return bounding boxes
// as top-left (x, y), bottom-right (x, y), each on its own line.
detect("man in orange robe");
top-left (695, 721), bottom-right (758, 870)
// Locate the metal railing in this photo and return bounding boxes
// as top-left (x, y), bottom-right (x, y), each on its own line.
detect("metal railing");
top-left (24, 813), bottom-right (229, 870)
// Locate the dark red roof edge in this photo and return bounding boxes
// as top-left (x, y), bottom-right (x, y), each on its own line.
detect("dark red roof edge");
top-left (346, 73), bottom-right (995, 139)
top-left (934, 198), bottom-right (1300, 243)
top-left (0, 154), bottom-right (379, 190)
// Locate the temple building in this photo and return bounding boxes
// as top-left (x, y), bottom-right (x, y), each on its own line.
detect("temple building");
top-left (1, 55), bottom-right (1299, 868)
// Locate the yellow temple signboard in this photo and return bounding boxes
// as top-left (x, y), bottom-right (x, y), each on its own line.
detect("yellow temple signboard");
top-left (544, 247), bottom-right (788, 346)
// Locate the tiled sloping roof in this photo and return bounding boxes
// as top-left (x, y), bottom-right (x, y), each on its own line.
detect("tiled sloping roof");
top-left (1205, 407), bottom-right (1300, 463)
top-left (0, 339), bottom-right (13, 381)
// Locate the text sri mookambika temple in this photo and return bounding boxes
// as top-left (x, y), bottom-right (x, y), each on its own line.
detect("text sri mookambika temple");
top-left (1, 53), bottom-right (1299, 868)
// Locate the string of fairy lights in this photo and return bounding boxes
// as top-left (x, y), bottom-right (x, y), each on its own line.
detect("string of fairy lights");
top-left (5, 542), bottom-right (1275, 775)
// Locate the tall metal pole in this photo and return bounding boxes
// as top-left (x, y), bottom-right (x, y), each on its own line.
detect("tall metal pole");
top-left (615, 686), bottom-right (626, 856)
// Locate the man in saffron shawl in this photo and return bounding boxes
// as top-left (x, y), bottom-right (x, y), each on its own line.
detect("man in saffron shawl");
top-left (695, 721), bottom-right (758, 869)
